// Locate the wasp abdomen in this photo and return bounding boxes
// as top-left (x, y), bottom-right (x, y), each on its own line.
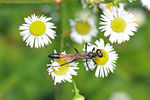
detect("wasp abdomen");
top-left (48, 53), bottom-right (66, 59)
top-left (48, 53), bottom-right (60, 59)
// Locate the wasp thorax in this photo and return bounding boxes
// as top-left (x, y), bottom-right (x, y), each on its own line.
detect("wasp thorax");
top-left (87, 52), bottom-right (97, 58)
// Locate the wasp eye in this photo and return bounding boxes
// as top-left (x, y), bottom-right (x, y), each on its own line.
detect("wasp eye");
top-left (96, 49), bottom-right (103, 57)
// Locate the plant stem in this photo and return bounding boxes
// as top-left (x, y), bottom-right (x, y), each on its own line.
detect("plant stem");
top-left (0, 0), bottom-right (53, 4)
top-left (59, 3), bottom-right (64, 51)
top-left (54, 2), bottom-right (65, 100)
top-left (73, 80), bottom-right (79, 95)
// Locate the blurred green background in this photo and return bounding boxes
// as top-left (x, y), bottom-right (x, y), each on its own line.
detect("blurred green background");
top-left (0, 0), bottom-right (150, 100)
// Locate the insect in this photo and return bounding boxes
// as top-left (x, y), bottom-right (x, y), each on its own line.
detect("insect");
top-left (48, 42), bottom-right (103, 71)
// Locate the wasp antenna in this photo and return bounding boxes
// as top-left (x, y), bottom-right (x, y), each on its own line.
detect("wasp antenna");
top-left (92, 47), bottom-right (95, 52)
top-left (59, 59), bottom-right (78, 66)
top-left (64, 41), bottom-right (79, 54)
top-left (56, 36), bottom-right (79, 53)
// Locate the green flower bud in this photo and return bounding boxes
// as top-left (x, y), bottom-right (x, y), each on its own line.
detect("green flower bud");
top-left (72, 81), bottom-right (85, 100)
top-left (73, 93), bottom-right (85, 100)
top-left (113, 0), bottom-right (120, 6)
top-left (85, 0), bottom-right (101, 4)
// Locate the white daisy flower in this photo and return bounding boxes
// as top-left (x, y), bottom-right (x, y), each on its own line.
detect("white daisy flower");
top-left (81, 0), bottom-right (103, 8)
top-left (128, 0), bottom-right (135, 2)
top-left (76, 9), bottom-right (96, 21)
top-left (19, 14), bottom-right (56, 48)
top-left (81, 0), bottom-right (104, 12)
top-left (109, 92), bottom-right (131, 100)
top-left (99, 3), bottom-right (124, 11)
top-left (128, 8), bottom-right (146, 28)
top-left (99, 6), bottom-right (138, 44)
top-left (83, 38), bottom-right (118, 78)
top-left (81, 0), bottom-right (87, 8)
top-left (70, 13), bottom-right (98, 44)
top-left (141, 0), bottom-right (150, 10)
top-left (47, 51), bottom-right (79, 85)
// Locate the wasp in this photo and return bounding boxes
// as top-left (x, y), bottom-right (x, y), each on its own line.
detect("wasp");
top-left (48, 42), bottom-right (103, 71)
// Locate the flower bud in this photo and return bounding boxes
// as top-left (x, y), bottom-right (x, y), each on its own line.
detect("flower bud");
top-left (54, 0), bottom-right (62, 5)
top-left (85, 0), bottom-right (98, 4)
top-left (113, 0), bottom-right (120, 6)
top-left (73, 93), bottom-right (85, 100)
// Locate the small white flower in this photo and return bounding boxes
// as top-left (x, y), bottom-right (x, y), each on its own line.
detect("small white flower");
top-left (81, 0), bottom-right (87, 8)
top-left (47, 51), bottom-right (79, 85)
top-left (70, 11), bottom-right (98, 44)
top-left (128, 8), bottom-right (146, 28)
top-left (83, 38), bottom-right (118, 78)
top-left (109, 91), bottom-right (131, 100)
top-left (99, 3), bottom-right (124, 11)
top-left (99, 6), bottom-right (138, 44)
top-left (141, 0), bottom-right (150, 10)
top-left (81, 0), bottom-right (103, 12)
top-left (81, 0), bottom-right (103, 8)
top-left (76, 9), bottom-right (96, 21)
top-left (128, 0), bottom-right (133, 2)
top-left (19, 14), bottom-right (56, 48)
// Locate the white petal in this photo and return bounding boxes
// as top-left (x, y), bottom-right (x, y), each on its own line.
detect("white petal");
top-left (95, 66), bottom-right (100, 77)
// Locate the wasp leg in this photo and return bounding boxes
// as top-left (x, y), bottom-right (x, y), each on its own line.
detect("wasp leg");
top-left (85, 43), bottom-right (88, 53)
top-left (92, 59), bottom-right (97, 65)
top-left (85, 42), bottom-right (92, 53)
top-left (64, 41), bottom-right (79, 54)
top-left (86, 59), bottom-right (92, 72)
top-left (51, 59), bottom-right (78, 67)
top-left (60, 59), bottom-right (78, 66)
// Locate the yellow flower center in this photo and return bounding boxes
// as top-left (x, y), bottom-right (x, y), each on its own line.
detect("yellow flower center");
top-left (93, 49), bottom-right (109, 65)
top-left (29, 21), bottom-right (46, 36)
top-left (105, 3), bottom-right (114, 10)
top-left (111, 17), bottom-right (126, 33)
top-left (53, 59), bottom-right (69, 76)
top-left (75, 21), bottom-right (91, 35)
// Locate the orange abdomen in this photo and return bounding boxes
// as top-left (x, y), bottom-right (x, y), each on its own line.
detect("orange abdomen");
top-left (59, 54), bottom-right (66, 58)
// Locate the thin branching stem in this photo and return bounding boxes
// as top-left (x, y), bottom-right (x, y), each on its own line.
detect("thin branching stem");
top-left (0, 0), bottom-right (53, 4)
top-left (59, 3), bottom-right (64, 51)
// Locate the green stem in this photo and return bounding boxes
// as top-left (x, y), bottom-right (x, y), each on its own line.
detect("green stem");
top-left (100, 0), bottom-right (127, 3)
top-left (59, 4), bottom-right (64, 51)
top-left (54, 2), bottom-right (65, 100)
top-left (0, 0), bottom-right (53, 4)
top-left (73, 80), bottom-right (79, 95)
top-left (100, 0), bottom-right (113, 3)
